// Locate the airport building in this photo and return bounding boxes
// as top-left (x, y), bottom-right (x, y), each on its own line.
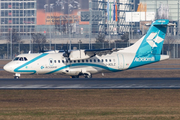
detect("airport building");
top-left (0, 0), bottom-right (36, 36)
top-left (140, 0), bottom-right (180, 21)
top-left (0, 0), bottom-right (180, 36)
top-left (0, 0), bottom-right (137, 37)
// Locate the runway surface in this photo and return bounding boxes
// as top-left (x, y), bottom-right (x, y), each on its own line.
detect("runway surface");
top-left (1, 78), bottom-right (180, 89)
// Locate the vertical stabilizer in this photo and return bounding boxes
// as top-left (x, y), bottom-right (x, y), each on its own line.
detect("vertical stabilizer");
top-left (136, 19), bottom-right (169, 57)
top-left (129, 19), bottom-right (169, 68)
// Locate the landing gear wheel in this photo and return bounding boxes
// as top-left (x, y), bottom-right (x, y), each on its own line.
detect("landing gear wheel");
top-left (14, 76), bottom-right (19, 79)
top-left (84, 74), bottom-right (92, 78)
top-left (14, 73), bottom-right (20, 79)
top-left (71, 76), bottom-right (79, 78)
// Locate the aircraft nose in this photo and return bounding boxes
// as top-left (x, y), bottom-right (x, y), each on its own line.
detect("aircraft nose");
top-left (3, 64), bottom-right (12, 72)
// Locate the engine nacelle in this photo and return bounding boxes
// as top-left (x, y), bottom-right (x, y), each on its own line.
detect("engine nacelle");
top-left (62, 69), bottom-right (81, 76)
top-left (69, 50), bottom-right (92, 60)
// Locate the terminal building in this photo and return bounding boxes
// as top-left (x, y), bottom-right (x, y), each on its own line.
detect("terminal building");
top-left (0, 0), bottom-right (36, 36)
top-left (0, 0), bottom-right (179, 38)
top-left (0, 0), bottom-right (136, 38)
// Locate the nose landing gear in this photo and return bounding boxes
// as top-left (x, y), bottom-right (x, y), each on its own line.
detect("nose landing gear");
top-left (14, 73), bottom-right (20, 79)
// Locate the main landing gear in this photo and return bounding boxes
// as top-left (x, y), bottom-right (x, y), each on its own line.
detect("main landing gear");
top-left (71, 76), bottom-right (79, 78)
top-left (84, 74), bottom-right (92, 78)
top-left (71, 73), bottom-right (92, 78)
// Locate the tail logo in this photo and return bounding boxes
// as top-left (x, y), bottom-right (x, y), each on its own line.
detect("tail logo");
top-left (146, 32), bottom-right (164, 48)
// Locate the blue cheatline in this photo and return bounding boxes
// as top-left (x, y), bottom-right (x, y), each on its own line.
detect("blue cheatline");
top-left (46, 63), bottom-right (120, 74)
top-left (14, 53), bottom-right (49, 73)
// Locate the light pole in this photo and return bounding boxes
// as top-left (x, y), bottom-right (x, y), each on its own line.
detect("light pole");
top-left (89, 0), bottom-right (92, 49)
top-left (50, 4), bottom-right (54, 50)
top-left (44, 4), bottom-right (48, 24)
top-left (10, 28), bottom-right (12, 59)
top-left (78, 40), bottom-right (82, 50)
top-left (67, 1), bottom-right (72, 50)
top-left (19, 2), bottom-right (21, 36)
top-left (44, 4), bottom-right (48, 50)
top-left (25, 2), bottom-right (28, 36)
top-left (2, 22), bottom-right (4, 37)
top-left (177, 1), bottom-right (179, 58)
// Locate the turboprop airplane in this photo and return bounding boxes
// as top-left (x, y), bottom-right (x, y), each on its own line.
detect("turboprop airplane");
top-left (4, 19), bottom-right (170, 79)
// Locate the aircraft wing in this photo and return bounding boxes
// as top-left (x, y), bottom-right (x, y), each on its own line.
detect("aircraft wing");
top-left (85, 48), bottom-right (121, 56)
top-left (61, 48), bottom-right (122, 60)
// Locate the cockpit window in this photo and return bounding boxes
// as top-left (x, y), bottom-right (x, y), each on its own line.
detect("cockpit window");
top-left (19, 57), bottom-right (23, 61)
top-left (13, 57), bottom-right (19, 61)
top-left (24, 57), bottom-right (28, 61)
top-left (13, 57), bottom-right (28, 61)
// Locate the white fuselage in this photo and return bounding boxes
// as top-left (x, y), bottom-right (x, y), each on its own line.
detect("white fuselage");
top-left (4, 51), bottom-right (134, 76)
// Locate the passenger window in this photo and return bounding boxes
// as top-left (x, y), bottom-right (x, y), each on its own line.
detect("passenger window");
top-left (90, 59), bottom-right (92, 62)
top-left (70, 60), bottom-right (72, 63)
top-left (109, 59), bottom-right (111, 62)
top-left (105, 59), bottom-right (107, 62)
top-left (78, 60), bottom-right (80, 63)
top-left (54, 60), bottom-right (56, 63)
top-left (50, 60), bottom-right (52, 63)
top-left (101, 59), bottom-right (104, 62)
top-left (94, 59), bottom-right (96, 62)
top-left (86, 60), bottom-right (88, 62)
top-left (82, 60), bottom-right (84, 63)
top-left (62, 60), bottom-right (64, 63)
top-left (66, 60), bottom-right (68, 63)
top-left (58, 60), bottom-right (60, 63)
top-left (98, 59), bottom-right (100, 62)
top-left (74, 60), bottom-right (76, 63)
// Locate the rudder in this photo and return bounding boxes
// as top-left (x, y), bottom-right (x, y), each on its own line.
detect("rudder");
top-left (136, 19), bottom-right (169, 57)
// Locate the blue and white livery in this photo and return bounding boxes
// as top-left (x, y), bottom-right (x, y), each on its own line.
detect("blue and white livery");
top-left (4, 19), bottom-right (170, 79)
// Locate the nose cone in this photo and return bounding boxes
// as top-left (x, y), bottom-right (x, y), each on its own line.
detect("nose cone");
top-left (3, 63), bottom-right (13, 73)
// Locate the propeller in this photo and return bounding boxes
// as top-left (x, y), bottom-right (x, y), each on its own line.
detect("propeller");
top-left (38, 44), bottom-right (45, 53)
top-left (63, 42), bottom-right (71, 60)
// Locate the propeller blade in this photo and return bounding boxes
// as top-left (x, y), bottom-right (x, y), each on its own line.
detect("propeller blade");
top-left (63, 42), bottom-right (70, 60)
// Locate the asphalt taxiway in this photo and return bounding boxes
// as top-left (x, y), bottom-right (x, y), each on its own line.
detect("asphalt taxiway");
top-left (0, 78), bottom-right (180, 89)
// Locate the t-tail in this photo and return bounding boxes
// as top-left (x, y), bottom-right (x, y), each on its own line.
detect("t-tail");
top-left (128, 19), bottom-right (169, 68)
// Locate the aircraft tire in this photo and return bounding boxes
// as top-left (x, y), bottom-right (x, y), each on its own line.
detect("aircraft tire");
top-left (84, 74), bottom-right (92, 78)
top-left (71, 76), bottom-right (79, 78)
top-left (14, 76), bottom-right (19, 79)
